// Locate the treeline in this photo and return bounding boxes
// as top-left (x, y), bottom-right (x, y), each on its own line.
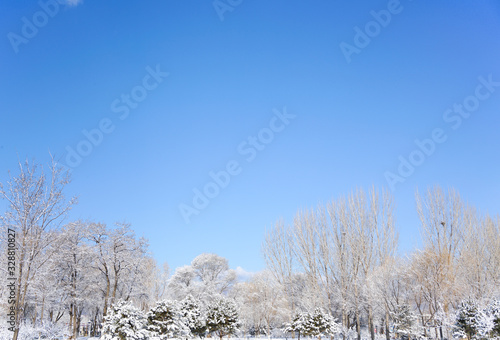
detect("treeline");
top-left (1, 159), bottom-right (500, 340)
top-left (262, 187), bottom-right (500, 340)
top-left (0, 160), bottom-right (169, 340)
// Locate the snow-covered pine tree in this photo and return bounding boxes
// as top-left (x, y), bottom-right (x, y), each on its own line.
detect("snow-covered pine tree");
top-left (475, 309), bottom-right (495, 339)
top-left (283, 309), bottom-right (340, 340)
top-left (487, 299), bottom-right (500, 337)
top-left (283, 312), bottom-right (310, 340)
top-left (147, 300), bottom-right (190, 339)
top-left (454, 300), bottom-right (480, 340)
top-left (206, 297), bottom-right (240, 340)
top-left (308, 309), bottom-right (327, 339)
top-left (475, 299), bottom-right (500, 339)
top-left (391, 304), bottom-right (417, 340)
top-left (309, 308), bottom-right (341, 339)
top-left (100, 300), bottom-right (150, 340)
top-left (180, 295), bottom-right (207, 338)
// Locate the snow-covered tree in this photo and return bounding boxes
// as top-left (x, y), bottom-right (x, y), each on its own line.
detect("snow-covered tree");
top-left (284, 309), bottom-right (340, 340)
top-left (147, 300), bottom-right (189, 339)
top-left (283, 312), bottom-right (310, 340)
top-left (168, 265), bottom-right (198, 301)
top-left (234, 270), bottom-right (288, 337)
top-left (180, 295), bottom-right (207, 338)
top-left (455, 300), bottom-right (480, 340)
top-left (369, 257), bottom-right (412, 340)
top-left (0, 159), bottom-right (77, 340)
top-left (472, 299), bottom-right (500, 339)
top-left (55, 220), bottom-right (100, 339)
top-left (391, 304), bottom-right (418, 339)
top-left (309, 308), bottom-right (341, 339)
top-left (475, 309), bottom-right (495, 339)
top-left (168, 253), bottom-right (237, 304)
top-left (206, 297), bottom-right (240, 340)
top-left (191, 253), bottom-right (237, 301)
top-left (89, 222), bottom-right (150, 317)
top-left (486, 299), bottom-right (500, 337)
top-left (100, 300), bottom-right (150, 340)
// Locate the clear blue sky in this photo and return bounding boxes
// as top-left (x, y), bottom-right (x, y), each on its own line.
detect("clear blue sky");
top-left (1, 0), bottom-right (500, 274)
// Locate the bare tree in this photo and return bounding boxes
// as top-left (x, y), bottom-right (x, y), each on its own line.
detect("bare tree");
top-left (415, 186), bottom-right (469, 339)
top-left (416, 186), bottom-right (465, 260)
top-left (262, 219), bottom-right (296, 321)
top-left (55, 221), bottom-right (99, 339)
top-left (143, 258), bottom-right (170, 307)
top-left (0, 159), bottom-right (77, 340)
top-left (235, 270), bottom-right (288, 338)
top-left (293, 209), bottom-right (326, 311)
top-left (481, 215), bottom-right (500, 295)
top-left (327, 188), bottom-right (397, 340)
top-left (88, 222), bottom-right (148, 317)
top-left (263, 187), bottom-right (397, 340)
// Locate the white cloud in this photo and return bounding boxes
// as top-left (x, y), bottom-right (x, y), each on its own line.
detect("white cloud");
top-left (235, 266), bottom-right (255, 281)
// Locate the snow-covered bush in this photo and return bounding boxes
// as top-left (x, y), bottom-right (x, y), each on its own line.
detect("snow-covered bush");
top-left (283, 309), bottom-right (341, 340)
top-left (453, 298), bottom-right (500, 340)
top-left (0, 322), bottom-right (69, 340)
top-left (100, 300), bottom-right (151, 340)
top-left (205, 297), bottom-right (240, 340)
top-left (485, 299), bottom-right (500, 338)
top-left (147, 299), bottom-right (190, 339)
top-left (339, 325), bottom-right (358, 340)
top-left (475, 309), bottom-right (495, 339)
top-left (180, 295), bottom-right (207, 338)
top-left (475, 299), bottom-right (500, 339)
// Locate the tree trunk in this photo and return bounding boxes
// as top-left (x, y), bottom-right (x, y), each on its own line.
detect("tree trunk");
top-left (91, 310), bottom-right (98, 337)
top-left (12, 246), bottom-right (26, 340)
top-left (342, 309), bottom-right (347, 340)
top-left (69, 304), bottom-right (74, 339)
top-left (40, 296), bottom-right (45, 325)
top-left (32, 305), bottom-right (37, 325)
top-left (112, 279), bottom-right (118, 305)
top-left (73, 308), bottom-right (82, 340)
top-left (354, 283), bottom-right (361, 340)
top-left (421, 316), bottom-right (426, 338)
top-left (385, 310), bottom-right (391, 340)
top-left (356, 312), bottom-right (361, 340)
top-left (13, 328), bottom-right (20, 340)
top-left (368, 306), bottom-right (375, 340)
top-left (103, 278), bottom-right (110, 317)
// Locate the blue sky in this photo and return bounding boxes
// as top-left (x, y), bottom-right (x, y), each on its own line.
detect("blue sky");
top-left (1, 0), bottom-right (500, 274)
